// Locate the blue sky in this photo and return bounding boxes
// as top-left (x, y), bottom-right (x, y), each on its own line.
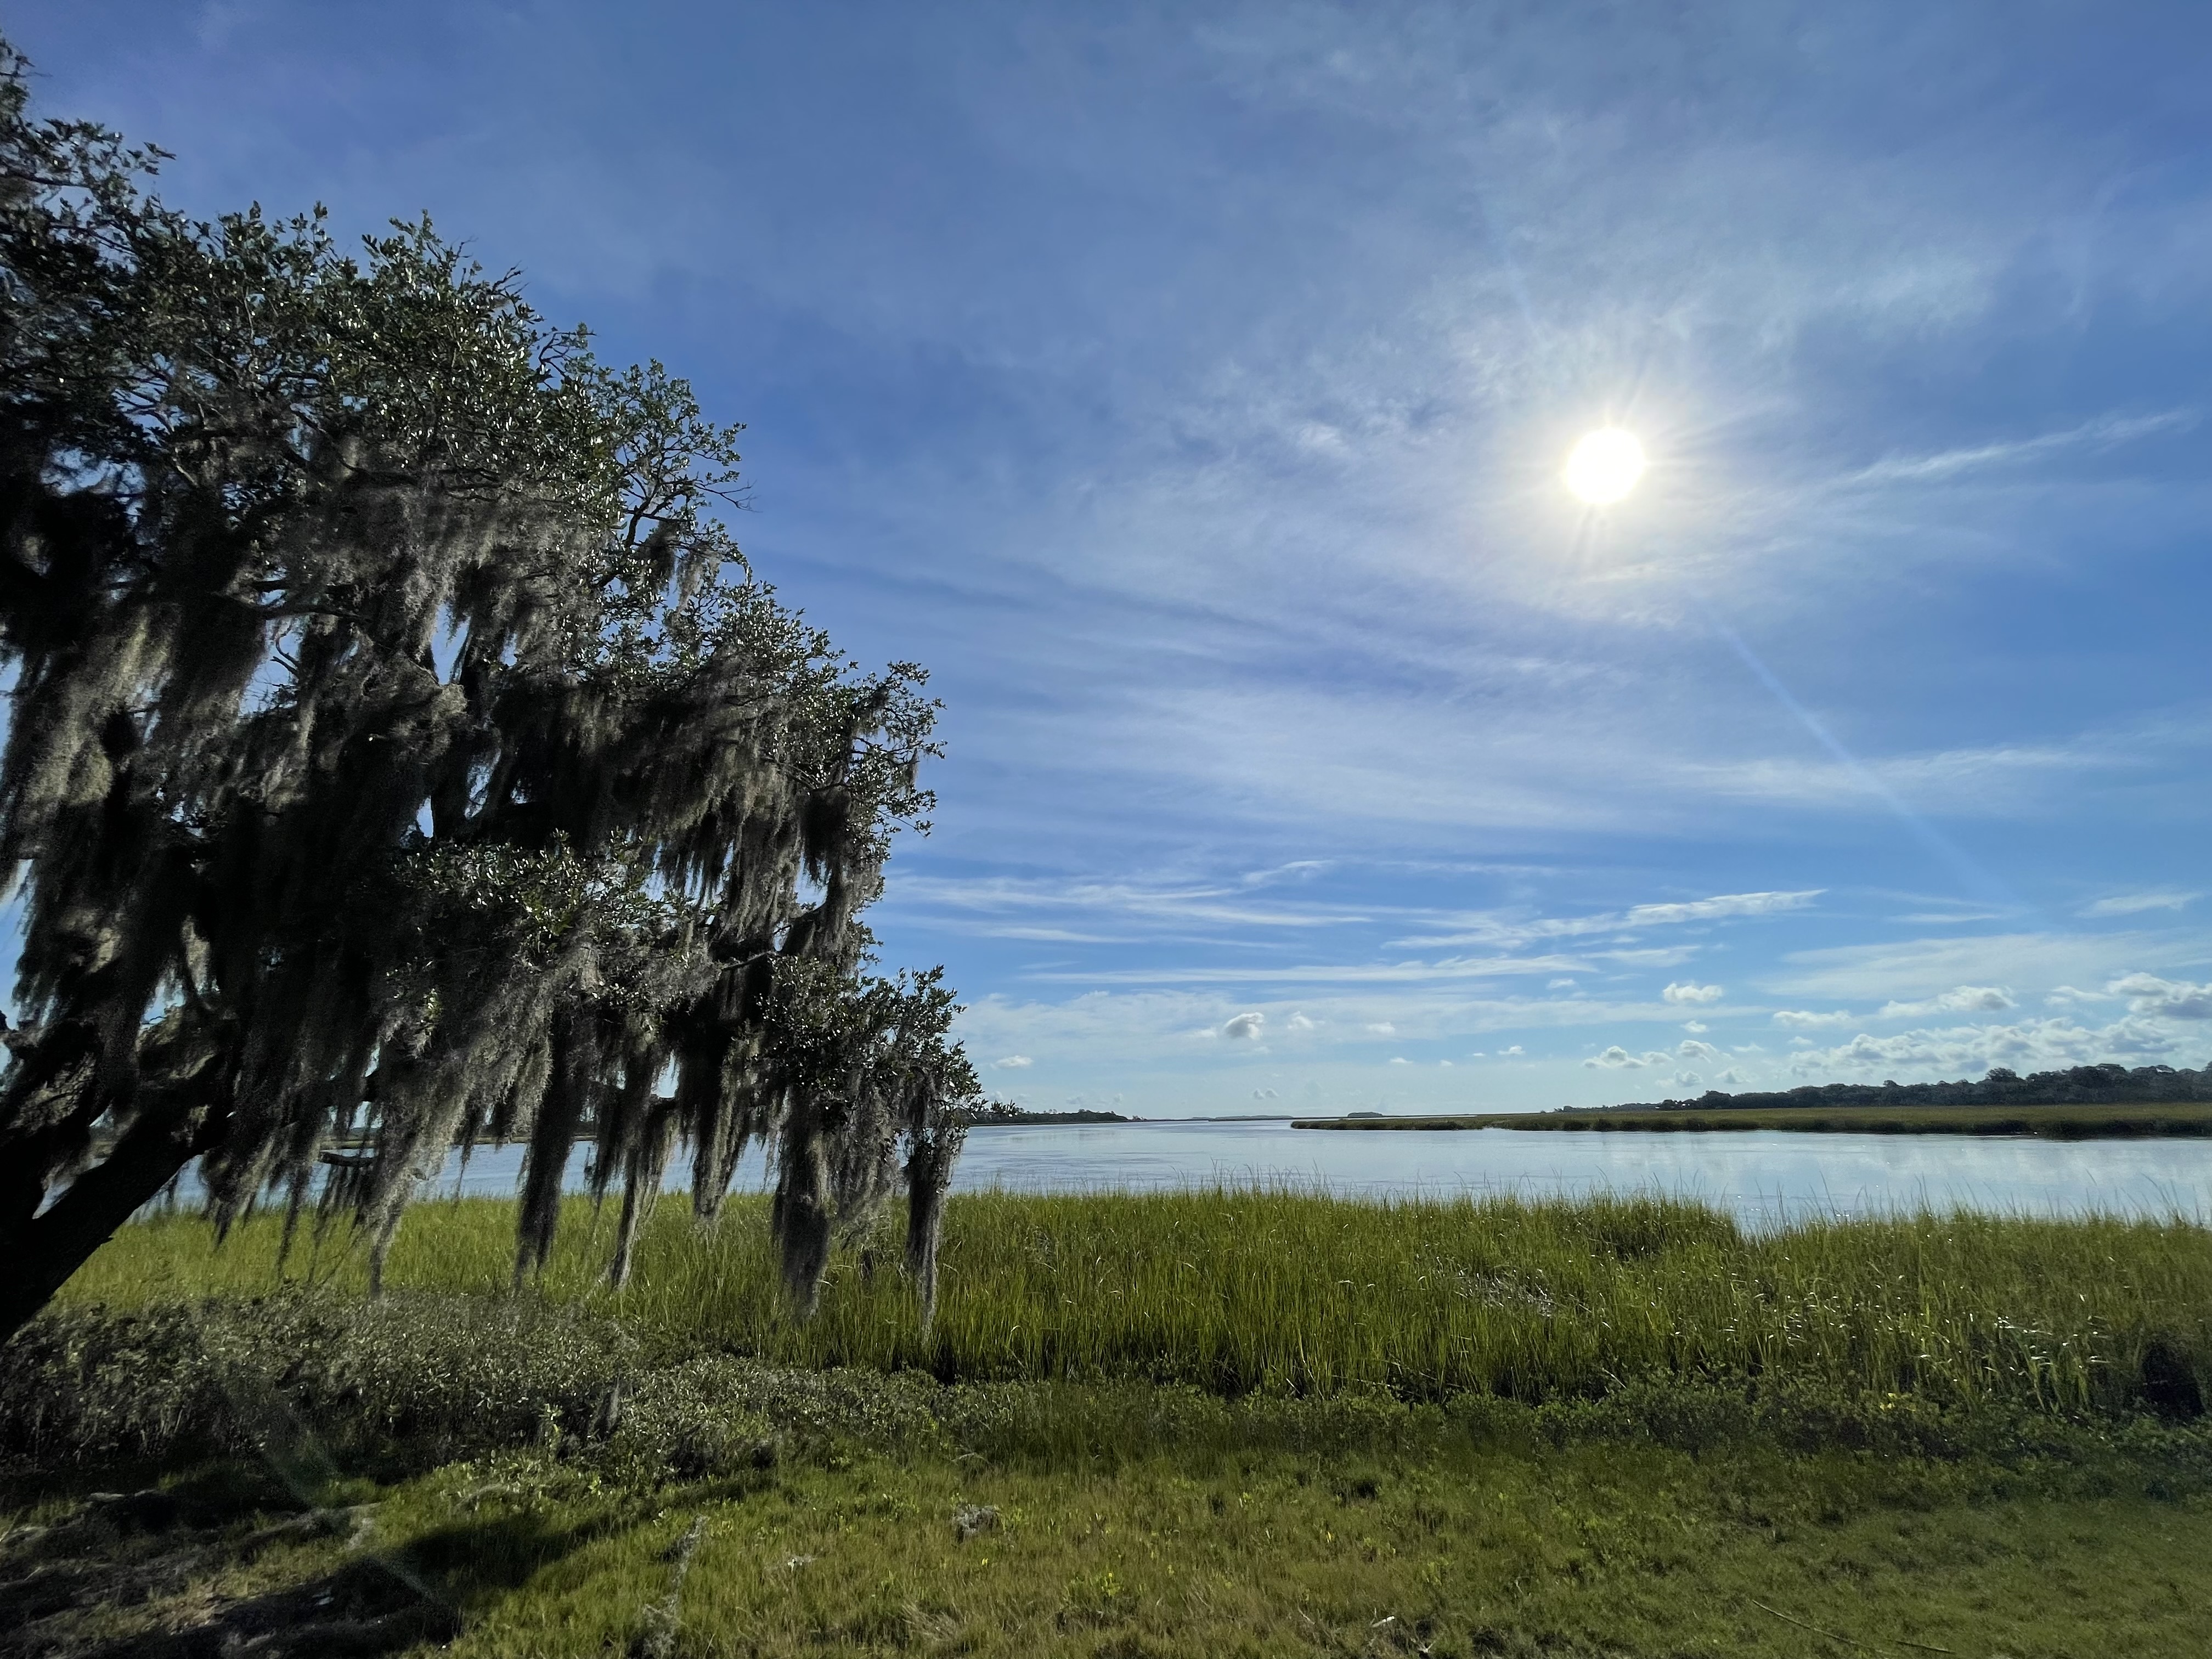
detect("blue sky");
top-left (14, 2), bottom-right (2209, 1113)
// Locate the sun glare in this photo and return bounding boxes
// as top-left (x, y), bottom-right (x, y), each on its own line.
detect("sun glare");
top-left (1563, 428), bottom-right (1646, 505)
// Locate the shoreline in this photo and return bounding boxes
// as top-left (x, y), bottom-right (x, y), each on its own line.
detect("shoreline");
top-left (1292, 1100), bottom-right (2212, 1137)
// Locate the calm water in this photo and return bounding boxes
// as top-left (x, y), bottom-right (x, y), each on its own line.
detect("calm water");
top-left (348, 1118), bottom-right (2212, 1229)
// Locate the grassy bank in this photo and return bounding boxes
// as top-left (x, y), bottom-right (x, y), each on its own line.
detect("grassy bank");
top-left (12, 1191), bottom-right (2212, 1655)
top-left (8, 1292), bottom-right (2212, 1658)
top-left (60, 1189), bottom-right (2212, 1414)
top-left (1295, 1101), bottom-right (2212, 1137)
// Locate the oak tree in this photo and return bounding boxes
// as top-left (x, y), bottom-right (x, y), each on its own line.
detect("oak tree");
top-left (0, 46), bottom-right (974, 1340)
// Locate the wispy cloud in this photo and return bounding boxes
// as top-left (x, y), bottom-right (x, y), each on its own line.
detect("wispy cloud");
top-left (1768, 932), bottom-right (2211, 1002)
top-left (1842, 410), bottom-right (2197, 487)
top-left (892, 873), bottom-right (1370, 934)
top-left (2080, 890), bottom-right (2202, 918)
top-left (1398, 891), bottom-right (1818, 950)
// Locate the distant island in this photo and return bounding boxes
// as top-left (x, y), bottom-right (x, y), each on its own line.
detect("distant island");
top-left (1295, 1062), bottom-right (2212, 1138)
top-left (958, 1103), bottom-right (1135, 1125)
top-left (1598, 1061), bottom-right (2212, 1113)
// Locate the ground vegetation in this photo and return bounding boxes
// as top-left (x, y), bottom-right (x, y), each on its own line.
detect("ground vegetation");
top-left (6, 1191), bottom-right (2211, 1655)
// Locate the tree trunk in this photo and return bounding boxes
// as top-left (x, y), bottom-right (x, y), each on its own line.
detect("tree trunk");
top-left (0, 1105), bottom-right (205, 1345)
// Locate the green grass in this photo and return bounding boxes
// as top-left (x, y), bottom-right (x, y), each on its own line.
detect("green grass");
top-left (15, 1190), bottom-right (2212, 1655)
top-left (64, 1188), bottom-right (2212, 1413)
top-left (1295, 1101), bottom-right (2212, 1136)
top-left (9, 1361), bottom-right (2212, 1658)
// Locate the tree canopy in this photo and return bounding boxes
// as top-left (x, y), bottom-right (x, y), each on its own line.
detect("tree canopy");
top-left (0, 43), bottom-right (977, 1340)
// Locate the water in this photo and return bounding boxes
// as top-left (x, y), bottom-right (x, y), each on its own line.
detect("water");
top-left (318, 1118), bottom-right (2211, 1229)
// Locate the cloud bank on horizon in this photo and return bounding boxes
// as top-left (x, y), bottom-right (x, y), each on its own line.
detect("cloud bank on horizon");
top-left (10, 1), bottom-right (2208, 1112)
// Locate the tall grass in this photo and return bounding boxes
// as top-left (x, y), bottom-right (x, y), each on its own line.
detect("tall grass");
top-left (63, 1187), bottom-right (2212, 1413)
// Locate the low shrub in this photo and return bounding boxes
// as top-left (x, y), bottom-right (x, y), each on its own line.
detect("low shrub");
top-left (12, 1294), bottom-right (2212, 1489)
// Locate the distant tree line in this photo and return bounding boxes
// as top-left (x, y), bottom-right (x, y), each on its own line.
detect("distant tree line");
top-left (1605, 1063), bottom-right (2212, 1114)
top-left (956, 1102), bottom-right (1130, 1125)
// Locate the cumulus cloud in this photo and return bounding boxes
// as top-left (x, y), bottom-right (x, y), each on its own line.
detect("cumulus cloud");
top-left (2109, 974), bottom-right (2212, 1020)
top-left (1389, 1056), bottom-right (1413, 1065)
top-left (1785, 1014), bottom-right (2195, 1078)
top-left (1876, 985), bottom-right (2016, 1019)
top-left (993, 1055), bottom-right (1034, 1069)
top-left (1682, 1020), bottom-right (1709, 1034)
top-left (2079, 890), bottom-right (2202, 917)
top-left (1678, 1039), bottom-right (1723, 1063)
top-left (1502, 1045), bottom-right (1524, 1056)
top-left (1673, 1071), bottom-right (1701, 1087)
top-left (1713, 1068), bottom-right (1748, 1086)
top-left (1286, 1011), bottom-right (1319, 1031)
top-left (1773, 1008), bottom-right (1854, 1029)
top-left (1221, 1011), bottom-right (1266, 1040)
top-left (1584, 1046), bottom-right (1672, 1069)
top-left (1663, 981), bottom-right (1724, 1005)
top-left (1365, 1021), bottom-right (1397, 1035)
top-left (1252, 1087), bottom-right (1279, 1099)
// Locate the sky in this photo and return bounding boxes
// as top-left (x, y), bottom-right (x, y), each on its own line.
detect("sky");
top-left (11, 2), bottom-right (2209, 1115)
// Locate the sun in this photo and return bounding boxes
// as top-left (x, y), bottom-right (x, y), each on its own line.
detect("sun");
top-left (1563, 428), bottom-right (1646, 505)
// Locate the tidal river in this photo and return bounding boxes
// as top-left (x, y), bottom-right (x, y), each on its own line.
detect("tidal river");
top-left (364, 1118), bottom-right (2210, 1230)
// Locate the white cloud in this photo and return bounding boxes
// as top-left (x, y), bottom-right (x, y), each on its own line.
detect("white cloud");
top-left (1251, 1087), bottom-right (1279, 1100)
top-left (1785, 1014), bottom-right (2199, 1079)
top-left (1286, 1011), bottom-right (1319, 1031)
top-left (1681, 1020), bottom-right (1708, 1033)
top-left (1628, 893), bottom-right (1820, 928)
top-left (2079, 890), bottom-right (2202, 918)
top-left (1221, 1011), bottom-right (1266, 1041)
top-left (2044, 985), bottom-right (2109, 1008)
top-left (1713, 1069), bottom-right (1748, 1087)
top-left (1845, 410), bottom-right (2198, 487)
top-left (1365, 1021), bottom-right (1397, 1035)
top-left (1773, 1008), bottom-right (1855, 1029)
top-left (1875, 985), bottom-right (2016, 1019)
top-left (1502, 1045), bottom-right (1524, 1056)
top-left (894, 873), bottom-right (1367, 935)
top-left (1407, 891), bottom-right (1819, 951)
top-left (1584, 1046), bottom-right (1672, 1069)
top-left (1673, 1071), bottom-right (1701, 1088)
top-left (1389, 1056), bottom-right (1413, 1065)
top-left (1663, 981), bottom-right (1725, 1005)
top-left (1768, 932), bottom-right (2206, 1002)
top-left (1678, 1039), bottom-right (1723, 1063)
top-left (993, 1055), bottom-right (1034, 1069)
top-left (2109, 974), bottom-right (2212, 1021)
top-left (1548, 977), bottom-right (1579, 989)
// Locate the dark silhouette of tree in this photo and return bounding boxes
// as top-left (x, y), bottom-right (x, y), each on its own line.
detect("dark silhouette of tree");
top-left (0, 43), bottom-right (975, 1341)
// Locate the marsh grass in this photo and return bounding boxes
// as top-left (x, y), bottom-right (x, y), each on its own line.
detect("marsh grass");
top-left (62, 1187), bottom-right (2212, 1415)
